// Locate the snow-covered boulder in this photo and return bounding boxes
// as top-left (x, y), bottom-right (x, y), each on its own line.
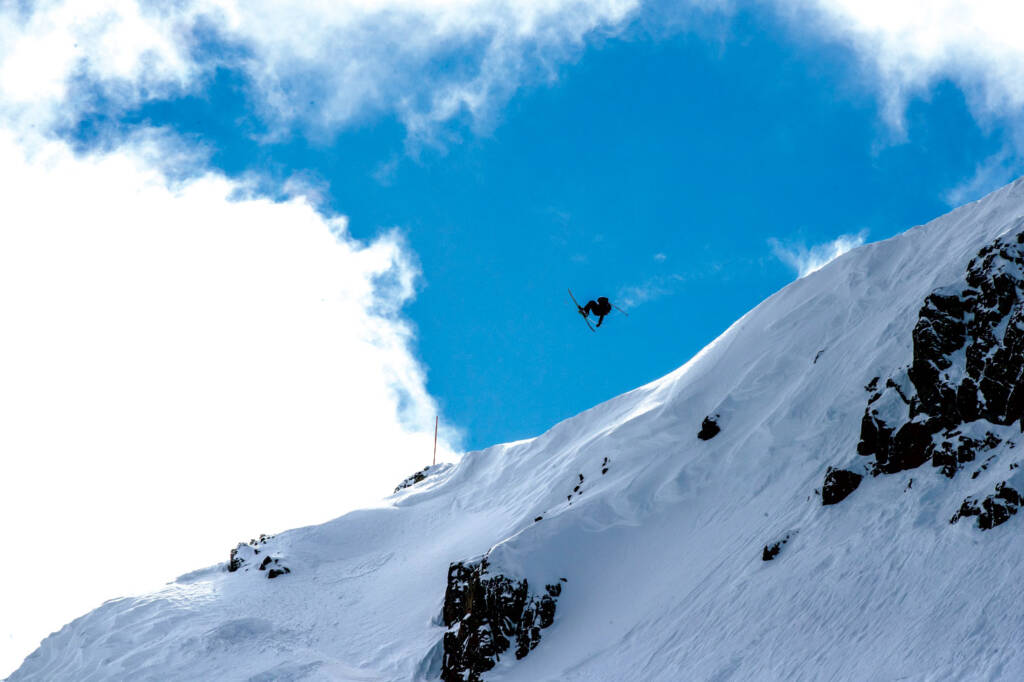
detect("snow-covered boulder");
top-left (227, 533), bottom-right (290, 578)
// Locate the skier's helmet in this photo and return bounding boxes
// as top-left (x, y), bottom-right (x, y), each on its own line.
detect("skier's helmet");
top-left (598, 297), bottom-right (609, 304)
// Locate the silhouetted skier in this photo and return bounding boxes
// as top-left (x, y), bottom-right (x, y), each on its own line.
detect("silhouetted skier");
top-left (579, 297), bottom-right (612, 327)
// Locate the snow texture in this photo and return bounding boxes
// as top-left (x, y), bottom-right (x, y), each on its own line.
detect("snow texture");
top-left (12, 178), bottom-right (1024, 680)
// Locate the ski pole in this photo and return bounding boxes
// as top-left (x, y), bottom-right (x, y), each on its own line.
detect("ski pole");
top-left (613, 304), bottom-right (629, 316)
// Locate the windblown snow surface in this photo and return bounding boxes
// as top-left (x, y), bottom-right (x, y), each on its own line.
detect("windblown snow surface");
top-left (13, 179), bottom-right (1024, 681)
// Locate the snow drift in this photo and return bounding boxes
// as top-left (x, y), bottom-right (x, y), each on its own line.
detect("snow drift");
top-left (12, 178), bottom-right (1024, 681)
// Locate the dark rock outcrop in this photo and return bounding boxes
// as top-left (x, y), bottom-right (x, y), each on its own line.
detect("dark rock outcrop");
top-left (951, 481), bottom-right (1024, 530)
top-left (822, 468), bottom-right (862, 506)
top-left (394, 462), bottom-right (453, 493)
top-left (933, 432), bottom-right (1002, 479)
top-left (257, 555), bottom-right (291, 578)
top-left (858, 230), bottom-right (1024, 479)
top-left (762, 533), bottom-right (792, 561)
top-left (227, 534), bottom-right (290, 578)
top-left (228, 533), bottom-right (273, 572)
top-left (698, 415), bottom-right (721, 441)
top-left (394, 466), bottom-right (430, 492)
top-left (228, 546), bottom-right (247, 573)
top-left (440, 557), bottom-right (563, 682)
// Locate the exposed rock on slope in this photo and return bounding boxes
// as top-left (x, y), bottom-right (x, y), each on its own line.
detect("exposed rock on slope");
top-left (440, 556), bottom-right (563, 682)
top-left (227, 534), bottom-right (290, 578)
top-left (394, 462), bottom-right (453, 493)
top-left (762, 532), bottom-right (794, 561)
top-left (858, 228), bottom-right (1024, 483)
top-left (951, 475), bottom-right (1024, 529)
top-left (697, 415), bottom-right (720, 440)
top-left (821, 467), bottom-right (861, 505)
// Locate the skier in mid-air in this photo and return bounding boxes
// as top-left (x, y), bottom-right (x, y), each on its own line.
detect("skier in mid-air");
top-left (567, 288), bottom-right (625, 331)
top-left (579, 296), bottom-right (613, 327)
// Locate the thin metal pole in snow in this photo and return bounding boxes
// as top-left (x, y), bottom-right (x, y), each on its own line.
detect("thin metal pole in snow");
top-left (433, 416), bottom-right (438, 467)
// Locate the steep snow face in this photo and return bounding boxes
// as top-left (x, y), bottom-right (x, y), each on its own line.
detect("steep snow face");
top-left (13, 178), bottom-right (1024, 681)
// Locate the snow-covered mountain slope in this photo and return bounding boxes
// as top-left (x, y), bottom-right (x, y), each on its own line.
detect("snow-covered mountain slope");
top-left (14, 178), bottom-right (1024, 681)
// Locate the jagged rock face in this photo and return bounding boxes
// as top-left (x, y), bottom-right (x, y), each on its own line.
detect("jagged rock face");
top-left (951, 481), bottom-right (1024, 530)
top-left (858, 231), bottom-right (1024, 477)
top-left (933, 431), bottom-right (1002, 479)
top-left (821, 468), bottom-right (861, 506)
top-left (441, 557), bottom-right (562, 682)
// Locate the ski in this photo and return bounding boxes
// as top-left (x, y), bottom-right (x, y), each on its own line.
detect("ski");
top-left (568, 288), bottom-right (595, 332)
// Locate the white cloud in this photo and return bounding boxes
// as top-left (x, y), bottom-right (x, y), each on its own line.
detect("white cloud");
top-left (679, 1), bottom-right (1024, 196)
top-left (7, 0), bottom-right (1024, 152)
top-left (782, 1), bottom-right (1024, 139)
top-left (770, 230), bottom-right (867, 278)
top-left (0, 0), bottom-right (641, 142)
top-left (0, 129), bottom-right (457, 675)
top-left (0, 1), bottom-right (196, 130)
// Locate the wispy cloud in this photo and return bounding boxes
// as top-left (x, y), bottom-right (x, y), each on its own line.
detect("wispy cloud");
top-left (372, 157), bottom-right (400, 187)
top-left (9, 0), bottom-right (1024, 153)
top-left (0, 0), bottom-right (642, 144)
top-left (731, 1), bottom-right (1024, 198)
top-left (776, 1), bottom-right (1024, 157)
top-left (8, 0), bottom-right (1024, 164)
top-left (943, 145), bottom-right (1023, 206)
top-left (616, 273), bottom-right (685, 308)
top-left (769, 230), bottom-right (867, 278)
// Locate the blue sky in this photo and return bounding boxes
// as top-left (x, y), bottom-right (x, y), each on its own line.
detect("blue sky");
top-left (5, 0), bottom-right (1024, 674)
top-left (64, 3), bottom-right (1013, 449)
